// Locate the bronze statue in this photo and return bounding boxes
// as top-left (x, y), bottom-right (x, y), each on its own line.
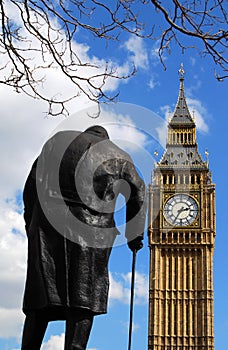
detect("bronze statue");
top-left (21, 125), bottom-right (146, 350)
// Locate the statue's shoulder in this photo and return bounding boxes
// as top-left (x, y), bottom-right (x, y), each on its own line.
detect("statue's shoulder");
top-left (41, 130), bottom-right (81, 152)
top-left (108, 140), bottom-right (132, 162)
top-left (47, 130), bottom-right (81, 143)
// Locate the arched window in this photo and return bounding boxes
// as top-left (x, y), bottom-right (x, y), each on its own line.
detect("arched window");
top-left (163, 175), bottom-right (167, 184)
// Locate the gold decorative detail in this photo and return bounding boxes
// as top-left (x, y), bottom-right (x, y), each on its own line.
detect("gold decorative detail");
top-left (154, 150), bottom-right (158, 157)
top-left (178, 63), bottom-right (185, 78)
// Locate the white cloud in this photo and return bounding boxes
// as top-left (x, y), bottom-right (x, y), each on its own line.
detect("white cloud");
top-left (186, 97), bottom-right (209, 133)
top-left (40, 333), bottom-right (99, 350)
top-left (124, 36), bottom-right (149, 69)
top-left (121, 272), bottom-right (149, 304)
top-left (132, 322), bottom-right (140, 332)
top-left (109, 271), bottom-right (148, 306)
top-left (52, 106), bottom-right (148, 153)
top-left (148, 75), bottom-right (160, 90)
top-left (109, 272), bottom-right (130, 304)
top-left (190, 57), bottom-right (196, 66)
top-left (2, 1), bottom-right (131, 116)
top-left (150, 42), bottom-right (165, 66)
top-left (186, 76), bottom-right (202, 95)
top-left (121, 320), bottom-right (140, 334)
top-left (41, 333), bottom-right (65, 350)
top-left (0, 201), bottom-right (27, 339)
top-left (0, 87), bottom-right (64, 200)
top-left (101, 112), bottom-right (147, 152)
top-left (156, 105), bottom-right (169, 147)
top-left (0, 308), bottom-right (24, 339)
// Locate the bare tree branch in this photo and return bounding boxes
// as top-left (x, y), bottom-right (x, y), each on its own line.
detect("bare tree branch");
top-left (151, 0), bottom-right (228, 79)
top-left (0, 0), bottom-right (227, 116)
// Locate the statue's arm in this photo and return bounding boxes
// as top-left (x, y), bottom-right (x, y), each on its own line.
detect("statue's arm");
top-left (120, 159), bottom-right (147, 247)
top-left (23, 158), bottom-right (38, 232)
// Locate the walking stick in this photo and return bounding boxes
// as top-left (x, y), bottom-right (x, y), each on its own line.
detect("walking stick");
top-left (128, 249), bottom-right (137, 350)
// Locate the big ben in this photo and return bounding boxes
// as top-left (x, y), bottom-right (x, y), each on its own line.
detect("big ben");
top-left (148, 65), bottom-right (216, 350)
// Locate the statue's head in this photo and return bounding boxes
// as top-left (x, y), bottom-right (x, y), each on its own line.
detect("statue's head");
top-left (84, 125), bottom-right (109, 139)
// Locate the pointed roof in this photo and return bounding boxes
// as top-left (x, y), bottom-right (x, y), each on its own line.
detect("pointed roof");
top-left (169, 64), bottom-right (195, 127)
top-left (159, 146), bottom-right (204, 167)
top-left (156, 64), bottom-right (207, 170)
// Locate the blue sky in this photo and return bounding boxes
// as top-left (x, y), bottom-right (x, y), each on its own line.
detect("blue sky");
top-left (0, 3), bottom-right (228, 350)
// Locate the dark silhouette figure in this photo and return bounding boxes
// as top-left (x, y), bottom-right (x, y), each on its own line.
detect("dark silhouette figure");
top-left (21, 125), bottom-right (146, 350)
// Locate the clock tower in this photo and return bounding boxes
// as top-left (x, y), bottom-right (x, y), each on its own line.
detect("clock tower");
top-left (148, 66), bottom-right (216, 350)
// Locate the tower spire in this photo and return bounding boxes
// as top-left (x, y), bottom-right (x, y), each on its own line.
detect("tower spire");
top-left (158, 66), bottom-right (207, 167)
top-left (178, 62), bottom-right (185, 80)
top-left (169, 64), bottom-right (195, 126)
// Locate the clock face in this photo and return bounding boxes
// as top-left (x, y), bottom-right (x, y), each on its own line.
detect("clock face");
top-left (164, 194), bottom-right (198, 227)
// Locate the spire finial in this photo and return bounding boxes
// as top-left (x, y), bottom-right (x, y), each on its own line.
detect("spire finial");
top-left (178, 63), bottom-right (185, 80)
top-left (205, 148), bottom-right (209, 166)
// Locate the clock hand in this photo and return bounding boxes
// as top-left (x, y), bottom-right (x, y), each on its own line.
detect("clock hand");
top-left (173, 206), bottom-right (185, 223)
top-left (173, 206), bottom-right (190, 224)
top-left (179, 207), bottom-right (189, 213)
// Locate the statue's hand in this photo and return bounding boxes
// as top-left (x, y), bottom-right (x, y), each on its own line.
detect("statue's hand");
top-left (128, 236), bottom-right (143, 252)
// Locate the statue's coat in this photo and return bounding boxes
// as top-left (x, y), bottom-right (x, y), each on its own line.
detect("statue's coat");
top-left (22, 127), bottom-right (146, 320)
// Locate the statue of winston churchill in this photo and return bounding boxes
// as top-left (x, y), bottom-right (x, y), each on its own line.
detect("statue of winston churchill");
top-left (21, 125), bottom-right (146, 350)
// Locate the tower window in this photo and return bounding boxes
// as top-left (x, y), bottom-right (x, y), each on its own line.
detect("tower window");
top-left (192, 257), bottom-right (195, 289)
top-left (186, 303), bottom-right (189, 335)
top-left (185, 232), bottom-right (189, 242)
top-left (184, 133), bottom-right (187, 143)
top-left (169, 175), bottom-right (173, 184)
top-left (162, 232), bottom-right (166, 243)
top-left (186, 257), bottom-right (189, 289)
top-left (174, 302), bottom-right (177, 335)
top-left (168, 302), bottom-right (172, 334)
top-left (174, 256), bottom-right (178, 289)
top-left (192, 303), bottom-right (195, 335)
